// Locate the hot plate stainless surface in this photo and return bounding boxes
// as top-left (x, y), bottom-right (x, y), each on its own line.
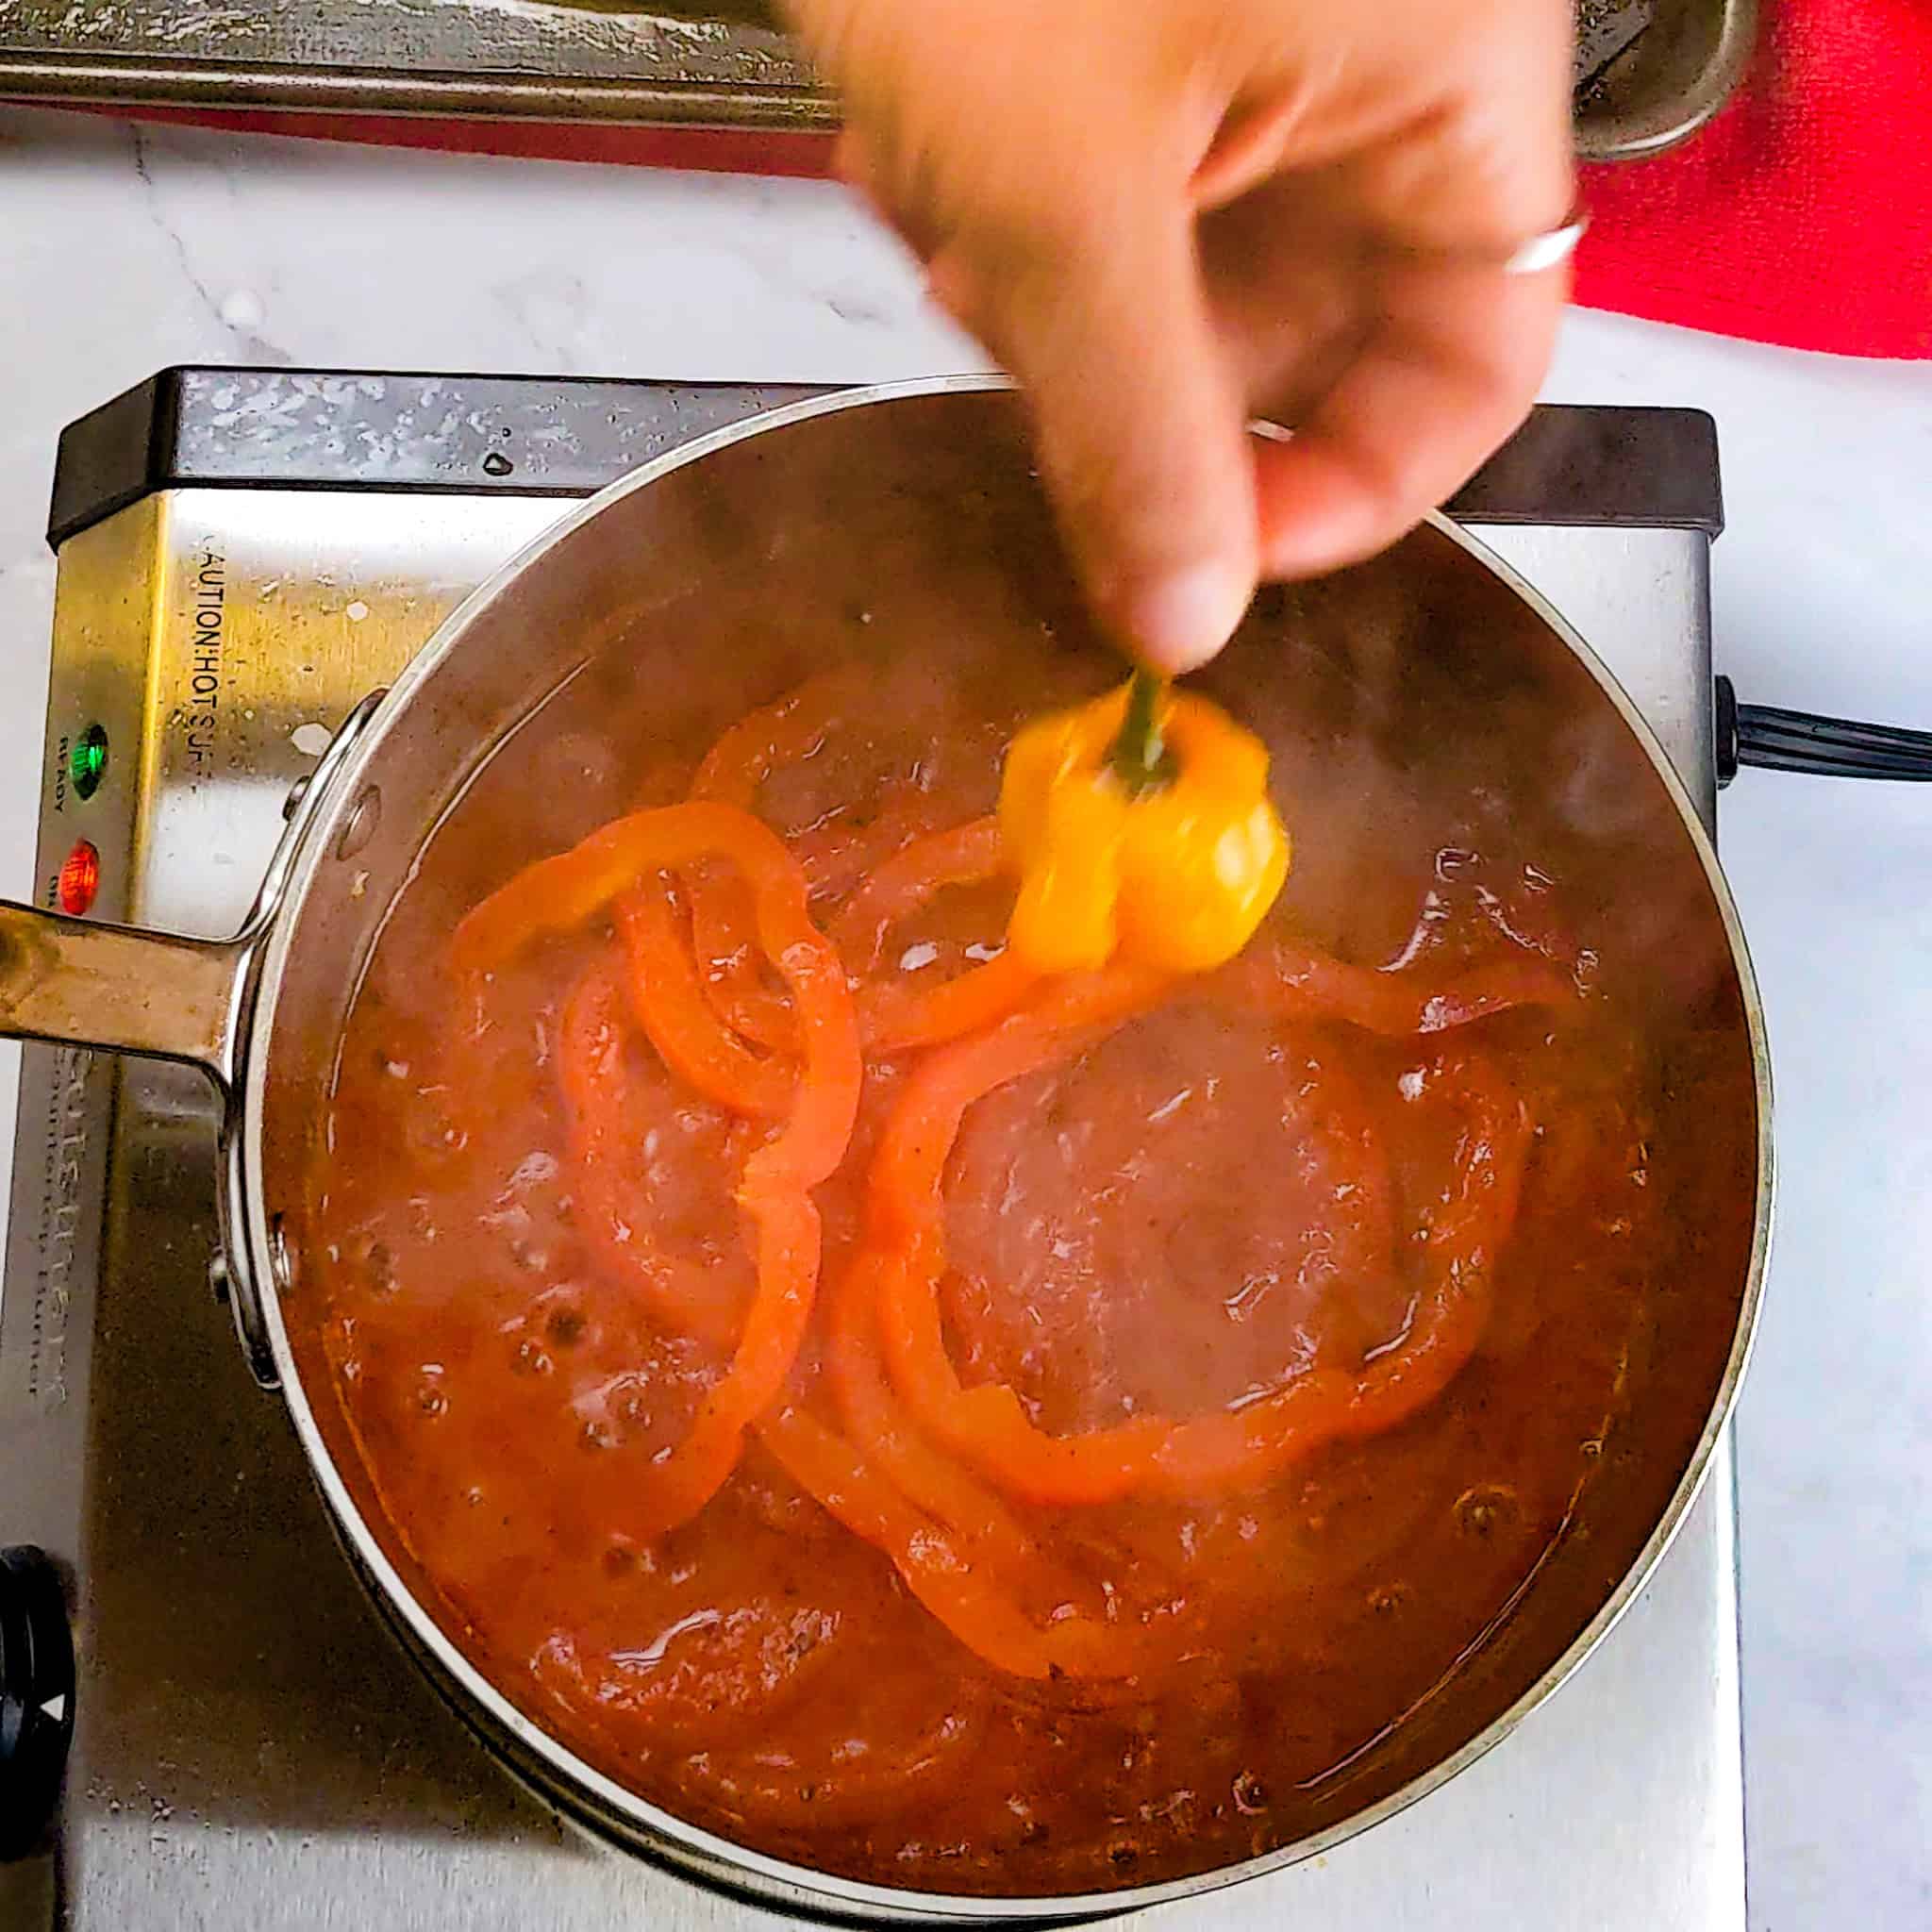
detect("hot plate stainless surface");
top-left (0, 376), bottom-right (1743, 1930)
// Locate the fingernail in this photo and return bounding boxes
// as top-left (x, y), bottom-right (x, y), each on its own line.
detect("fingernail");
top-left (1115, 558), bottom-right (1254, 675)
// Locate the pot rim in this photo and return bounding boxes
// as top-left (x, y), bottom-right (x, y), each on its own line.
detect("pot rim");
top-left (238, 373), bottom-right (1774, 1921)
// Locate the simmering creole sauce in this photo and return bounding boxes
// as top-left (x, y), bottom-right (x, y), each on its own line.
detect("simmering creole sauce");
top-left (292, 595), bottom-right (1739, 1895)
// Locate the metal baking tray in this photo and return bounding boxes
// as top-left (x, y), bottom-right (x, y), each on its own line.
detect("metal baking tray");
top-left (1576, 0), bottom-right (1759, 160)
top-left (0, 0), bottom-right (1754, 163)
top-left (0, 1), bottom-right (829, 133)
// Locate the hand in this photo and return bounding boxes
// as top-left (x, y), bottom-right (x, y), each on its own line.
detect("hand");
top-left (783, 0), bottom-right (1576, 672)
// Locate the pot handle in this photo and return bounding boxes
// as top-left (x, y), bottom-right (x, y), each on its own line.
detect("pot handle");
top-left (0, 691), bottom-right (390, 1090)
top-left (1716, 675), bottom-right (1932, 784)
top-left (0, 908), bottom-right (242, 1091)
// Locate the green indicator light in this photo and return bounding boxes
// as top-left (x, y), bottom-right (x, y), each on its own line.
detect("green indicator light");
top-left (71, 724), bottom-right (108, 800)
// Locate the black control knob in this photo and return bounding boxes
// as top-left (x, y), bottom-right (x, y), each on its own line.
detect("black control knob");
top-left (0, 1547), bottom-right (75, 1861)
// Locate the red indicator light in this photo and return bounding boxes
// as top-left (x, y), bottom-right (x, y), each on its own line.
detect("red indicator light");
top-left (58, 841), bottom-right (100, 915)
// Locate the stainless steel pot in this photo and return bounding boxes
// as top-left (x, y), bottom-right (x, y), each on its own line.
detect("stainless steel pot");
top-left (0, 377), bottom-right (1774, 1922)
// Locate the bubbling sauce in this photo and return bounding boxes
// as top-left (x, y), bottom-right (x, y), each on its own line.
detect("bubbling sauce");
top-left (296, 636), bottom-right (1688, 1896)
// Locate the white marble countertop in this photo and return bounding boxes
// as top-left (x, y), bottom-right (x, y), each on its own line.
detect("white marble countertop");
top-left (0, 102), bottom-right (1926, 1930)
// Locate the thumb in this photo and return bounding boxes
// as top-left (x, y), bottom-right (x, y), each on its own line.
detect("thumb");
top-left (939, 193), bottom-right (1258, 674)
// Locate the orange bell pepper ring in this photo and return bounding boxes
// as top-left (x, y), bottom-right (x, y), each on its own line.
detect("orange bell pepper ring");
top-left (450, 800), bottom-right (863, 1540)
top-left (998, 676), bottom-right (1291, 977)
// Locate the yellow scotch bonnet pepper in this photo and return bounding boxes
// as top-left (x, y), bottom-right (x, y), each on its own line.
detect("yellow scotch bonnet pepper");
top-left (998, 681), bottom-right (1291, 977)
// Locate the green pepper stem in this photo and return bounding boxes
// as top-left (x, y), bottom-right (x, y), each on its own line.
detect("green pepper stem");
top-left (1108, 670), bottom-right (1178, 797)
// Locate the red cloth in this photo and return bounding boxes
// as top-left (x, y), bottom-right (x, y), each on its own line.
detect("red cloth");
top-left (49, 102), bottom-right (839, 179)
top-left (1574, 0), bottom-right (1932, 358)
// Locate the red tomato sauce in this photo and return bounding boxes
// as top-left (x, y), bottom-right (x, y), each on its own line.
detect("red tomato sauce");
top-left (295, 640), bottom-right (1699, 1895)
